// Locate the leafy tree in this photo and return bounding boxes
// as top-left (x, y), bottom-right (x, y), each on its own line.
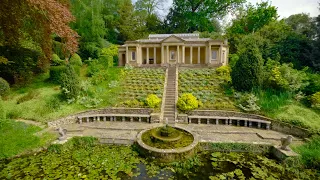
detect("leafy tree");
top-left (135, 0), bottom-right (165, 16)
top-left (0, 0), bottom-right (78, 69)
top-left (227, 2), bottom-right (278, 35)
top-left (231, 35), bottom-right (264, 91)
top-left (69, 53), bottom-right (82, 67)
top-left (285, 13), bottom-right (317, 39)
top-left (165, 0), bottom-right (245, 33)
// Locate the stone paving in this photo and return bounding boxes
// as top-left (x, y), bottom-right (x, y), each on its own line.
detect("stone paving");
top-left (56, 122), bottom-right (303, 146)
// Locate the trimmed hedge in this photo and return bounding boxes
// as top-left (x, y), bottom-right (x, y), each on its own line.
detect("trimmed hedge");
top-left (0, 77), bottom-right (10, 97)
top-left (69, 53), bottom-right (82, 67)
top-left (49, 65), bottom-right (80, 84)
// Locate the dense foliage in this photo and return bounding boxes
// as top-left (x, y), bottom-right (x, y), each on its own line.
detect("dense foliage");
top-left (69, 53), bottom-right (82, 67)
top-left (0, 78), bottom-right (10, 97)
top-left (146, 94), bottom-right (161, 108)
top-left (177, 93), bottom-right (199, 112)
top-left (231, 35), bottom-right (263, 91)
top-left (60, 64), bottom-right (81, 101)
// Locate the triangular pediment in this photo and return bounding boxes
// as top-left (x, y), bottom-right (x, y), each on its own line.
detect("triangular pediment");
top-left (161, 35), bottom-right (185, 43)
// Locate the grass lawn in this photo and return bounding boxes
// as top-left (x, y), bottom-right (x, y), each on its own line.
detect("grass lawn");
top-left (2, 67), bottom-right (123, 123)
top-left (0, 119), bottom-right (56, 159)
top-left (178, 68), bottom-right (236, 110)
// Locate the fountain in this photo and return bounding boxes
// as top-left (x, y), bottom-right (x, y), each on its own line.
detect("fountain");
top-left (136, 118), bottom-right (199, 162)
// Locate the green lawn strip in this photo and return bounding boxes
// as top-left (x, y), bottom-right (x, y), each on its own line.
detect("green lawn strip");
top-left (0, 119), bottom-right (56, 159)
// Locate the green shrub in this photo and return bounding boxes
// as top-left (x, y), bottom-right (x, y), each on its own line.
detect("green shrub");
top-left (268, 64), bottom-right (309, 92)
top-left (216, 66), bottom-right (231, 82)
top-left (87, 60), bottom-right (104, 77)
top-left (60, 64), bottom-right (80, 101)
top-left (91, 70), bottom-right (109, 85)
top-left (231, 36), bottom-right (263, 91)
top-left (69, 53), bottom-right (82, 67)
top-left (177, 93), bottom-right (199, 112)
top-left (49, 66), bottom-right (66, 83)
top-left (311, 92), bottom-right (320, 109)
top-left (17, 90), bottom-right (39, 104)
top-left (297, 136), bottom-right (320, 169)
top-left (0, 77), bottom-right (10, 97)
top-left (50, 65), bottom-right (80, 84)
top-left (304, 73), bottom-right (320, 95)
top-left (51, 54), bottom-right (65, 66)
top-left (146, 94), bottom-right (161, 108)
top-left (236, 93), bottom-right (261, 112)
top-left (45, 96), bottom-right (61, 112)
top-left (0, 99), bottom-right (5, 119)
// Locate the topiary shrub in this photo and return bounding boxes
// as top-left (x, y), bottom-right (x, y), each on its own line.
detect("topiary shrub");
top-left (216, 65), bottom-right (231, 82)
top-left (51, 54), bottom-right (65, 66)
top-left (50, 65), bottom-right (80, 84)
top-left (311, 92), bottom-right (320, 109)
top-left (60, 64), bottom-right (80, 101)
top-left (231, 36), bottom-right (263, 92)
top-left (0, 77), bottom-right (10, 97)
top-left (69, 53), bottom-right (82, 67)
top-left (177, 93), bottom-right (199, 112)
top-left (49, 66), bottom-right (67, 83)
top-left (146, 94), bottom-right (161, 108)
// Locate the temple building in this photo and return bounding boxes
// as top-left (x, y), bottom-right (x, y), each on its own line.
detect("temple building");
top-left (118, 33), bottom-right (229, 67)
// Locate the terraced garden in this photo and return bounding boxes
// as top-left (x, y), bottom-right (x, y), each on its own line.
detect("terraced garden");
top-left (117, 68), bottom-right (166, 109)
top-left (178, 68), bottom-right (236, 110)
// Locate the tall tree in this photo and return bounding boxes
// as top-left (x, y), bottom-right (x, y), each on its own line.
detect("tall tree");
top-left (164, 0), bottom-right (245, 33)
top-left (0, 0), bottom-right (78, 83)
top-left (226, 2), bottom-right (278, 36)
top-left (285, 13), bottom-right (317, 39)
top-left (135, 0), bottom-right (164, 16)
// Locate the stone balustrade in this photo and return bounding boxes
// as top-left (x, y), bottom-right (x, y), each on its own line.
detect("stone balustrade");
top-left (77, 114), bottom-right (151, 124)
top-left (187, 115), bottom-right (271, 130)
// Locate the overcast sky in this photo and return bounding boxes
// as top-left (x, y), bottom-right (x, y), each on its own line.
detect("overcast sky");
top-left (134, 0), bottom-right (319, 19)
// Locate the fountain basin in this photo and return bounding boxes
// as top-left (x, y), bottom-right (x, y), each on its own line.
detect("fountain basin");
top-left (136, 126), bottom-right (199, 162)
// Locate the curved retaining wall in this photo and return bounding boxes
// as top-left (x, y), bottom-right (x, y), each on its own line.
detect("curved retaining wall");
top-left (136, 126), bottom-right (199, 162)
top-left (48, 108), bottom-right (153, 128)
top-left (178, 110), bottom-right (311, 138)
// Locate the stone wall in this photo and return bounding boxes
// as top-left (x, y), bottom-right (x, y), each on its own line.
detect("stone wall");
top-left (189, 110), bottom-right (311, 138)
top-left (48, 108), bottom-right (153, 128)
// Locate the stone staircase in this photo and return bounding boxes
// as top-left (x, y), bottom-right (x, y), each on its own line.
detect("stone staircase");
top-left (163, 67), bottom-right (177, 124)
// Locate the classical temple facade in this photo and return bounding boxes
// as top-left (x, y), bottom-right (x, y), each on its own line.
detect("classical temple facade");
top-left (118, 34), bottom-right (229, 67)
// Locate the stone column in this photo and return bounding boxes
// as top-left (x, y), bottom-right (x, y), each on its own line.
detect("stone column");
top-left (198, 47), bottom-right (201, 64)
top-left (190, 46), bottom-right (193, 64)
top-left (154, 47), bottom-right (156, 64)
top-left (220, 44), bottom-right (223, 64)
top-left (126, 46), bottom-right (129, 64)
top-left (205, 45), bottom-right (208, 64)
top-left (208, 45), bottom-right (212, 64)
top-left (166, 45), bottom-right (169, 63)
top-left (177, 46), bottom-right (180, 64)
top-left (146, 47), bottom-right (149, 64)
top-left (161, 45), bottom-right (164, 64)
top-left (182, 45), bottom-right (185, 64)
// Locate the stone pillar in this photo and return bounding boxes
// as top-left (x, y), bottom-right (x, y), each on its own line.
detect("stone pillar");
top-left (258, 122), bottom-right (261, 128)
top-left (266, 123), bottom-right (270, 130)
top-left (154, 47), bottom-right (156, 64)
top-left (207, 118), bottom-right (210, 124)
top-left (177, 46), bottom-right (180, 63)
top-left (126, 46), bottom-right (129, 64)
top-left (198, 118), bottom-right (201, 124)
top-left (97, 116), bottom-right (100, 121)
top-left (208, 45), bottom-right (212, 64)
top-left (139, 117), bottom-right (142, 122)
top-left (190, 46), bottom-right (193, 64)
top-left (229, 119), bottom-right (232, 125)
top-left (198, 47), bottom-right (200, 64)
top-left (103, 116), bottom-right (106, 122)
top-left (130, 117), bottom-right (133, 122)
top-left (249, 121), bottom-right (252, 128)
top-left (122, 116), bottom-right (125, 122)
top-left (182, 45), bottom-right (185, 64)
top-left (237, 120), bottom-right (240, 126)
top-left (146, 47), bottom-right (149, 64)
top-left (220, 44), bottom-right (223, 64)
top-left (166, 46), bottom-right (169, 63)
top-left (205, 45), bottom-right (208, 64)
top-left (86, 117), bottom-right (89, 123)
top-left (79, 118), bottom-right (82, 124)
top-left (161, 45), bottom-right (164, 64)
top-left (216, 119), bottom-right (219, 125)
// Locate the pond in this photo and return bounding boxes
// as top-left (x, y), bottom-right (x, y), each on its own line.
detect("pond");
top-left (0, 137), bottom-right (317, 179)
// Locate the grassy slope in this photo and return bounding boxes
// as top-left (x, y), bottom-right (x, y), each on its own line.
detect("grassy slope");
top-left (3, 67), bottom-right (123, 122)
top-left (0, 119), bottom-right (56, 159)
